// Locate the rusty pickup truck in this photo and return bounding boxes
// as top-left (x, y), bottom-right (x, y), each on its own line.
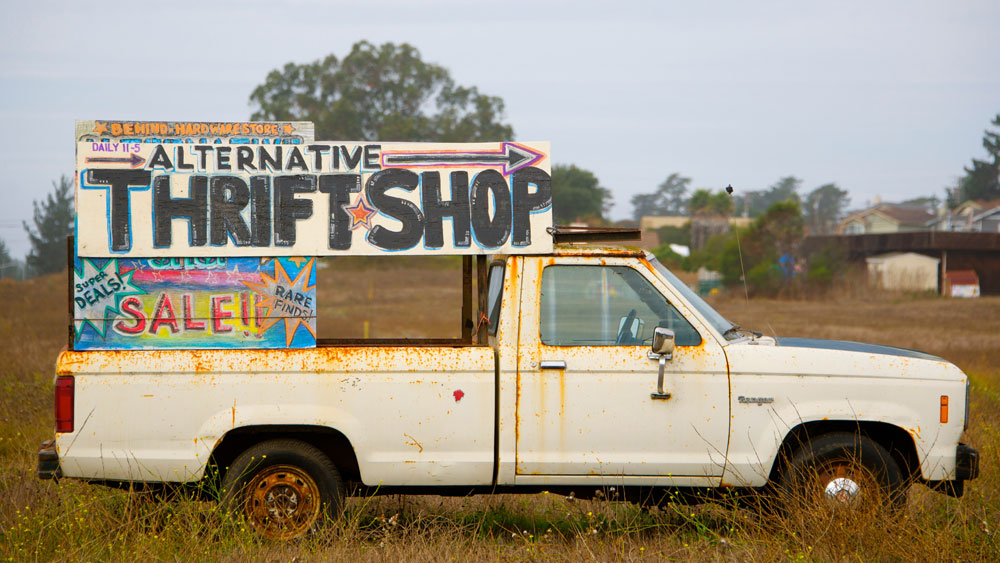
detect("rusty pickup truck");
top-left (39, 241), bottom-right (979, 539)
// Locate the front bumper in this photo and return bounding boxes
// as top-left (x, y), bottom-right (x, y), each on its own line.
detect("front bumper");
top-left (956, 443), bottom-right (979, 481)
top-left (37, 439), bottom-right (61, 480)
top-left (926, 443), bottom-right (979, 498)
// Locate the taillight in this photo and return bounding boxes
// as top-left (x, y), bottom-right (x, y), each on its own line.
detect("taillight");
top-left (55, 376), bottom-right (74, 433)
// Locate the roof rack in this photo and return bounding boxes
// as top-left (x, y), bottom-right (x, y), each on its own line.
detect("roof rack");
top-left (546, 226), bottom-right (642, 244)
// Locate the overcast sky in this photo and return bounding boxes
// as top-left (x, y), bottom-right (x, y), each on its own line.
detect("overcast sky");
top-left (1, 0), bottom-right (997, 258)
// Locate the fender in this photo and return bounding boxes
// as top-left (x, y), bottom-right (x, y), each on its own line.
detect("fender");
top-left (194, 403), bottom-right (367, 480)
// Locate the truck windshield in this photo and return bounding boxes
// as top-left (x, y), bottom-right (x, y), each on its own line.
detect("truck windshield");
top-left (647, 256), bottom-right (739, 340)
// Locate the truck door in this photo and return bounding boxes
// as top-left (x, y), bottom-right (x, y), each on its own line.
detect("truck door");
top-left (515, 255), bottom-right (730, 482)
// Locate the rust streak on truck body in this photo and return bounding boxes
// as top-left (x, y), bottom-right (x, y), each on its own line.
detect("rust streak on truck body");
top-left (57, 345), bottom-right (493, 377)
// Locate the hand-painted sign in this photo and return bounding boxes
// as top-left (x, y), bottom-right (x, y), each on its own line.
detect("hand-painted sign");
top-left (75, 140), bottom-right (553, 257)
top-left (73, 254), bottom-right (316, 350)
top-left (76, 120), bottom-right (315, 145)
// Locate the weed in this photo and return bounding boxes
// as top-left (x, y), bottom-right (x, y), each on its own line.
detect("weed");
top-left (1, 272), bottom-right (997, 560)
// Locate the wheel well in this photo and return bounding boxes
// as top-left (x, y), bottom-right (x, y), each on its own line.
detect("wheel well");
top-left (769, 421), bottom-right (920, 483)
top-left (206, 425), bottom-right (361, 491)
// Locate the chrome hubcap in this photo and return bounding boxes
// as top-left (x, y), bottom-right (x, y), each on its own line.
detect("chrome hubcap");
top-left (824, 476), bottom-right (861, 504)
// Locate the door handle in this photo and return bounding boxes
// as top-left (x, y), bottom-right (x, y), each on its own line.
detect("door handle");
top-left (539, 360), bottom-right (566, 370)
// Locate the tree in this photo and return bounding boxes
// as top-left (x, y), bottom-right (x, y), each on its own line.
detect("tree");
top-left (0, 238), bottom-right (11, 279)
top-left (802, 183), bottom-right (849, 235)
top-left (734, 176), bottom-right (802, 218)
top-left (687, 189), bottom-right (734, 250)
top-left (961, 160), bottom-right (1000, 202)
top-left (688, 189), bottom-right (733, 216)
top-left (749, 201), bottom-right (805, 256)
top-left (739, 201), bottom-right (805, 295)
top-left (954, 114), bottom-right (1000, 204)
top-left (901, 195), bottom-right (941, 212)
top-left (550, 164), bottom-right (612, 224)
top-left (24, 175), bottom-right (74, 276)
top-left (690, 200), bottom-right (805, 295)
top-left (250, 41), bottom-right (514, 142)
top-left (769, 177), bottom-right (802, 204)
top-left (630, 173), bottom-right (691, 220)
top-left (0, 239), bottom-right (25, 280)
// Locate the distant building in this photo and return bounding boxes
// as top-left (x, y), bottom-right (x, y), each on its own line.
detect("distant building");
top-left (689, 215), bottom-right (731, 250)
top-left (639, 215), bottom-right (753, 232)
top-left (836, 202), bottom-right (936, 235)
top-left (944, 270), bottom-right (980, 298)
top-left (865, 252), bottom-right (940, 292)
top-left (928, 199), bottom-right (1000, 233)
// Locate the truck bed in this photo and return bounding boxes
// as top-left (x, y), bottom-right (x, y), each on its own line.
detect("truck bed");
top-left (55, 346), bottom-right (496, 486)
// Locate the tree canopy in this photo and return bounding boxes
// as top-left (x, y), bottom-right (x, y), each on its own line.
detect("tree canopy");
top-left (802, 183), bottom-right (849, 235)
top-left (250, 41), bottom-right (514, 142)
top-left (551, 164), bottom-right (612, 224)
top-left (733, 176), bottom-right (802, 218)
top-left (688, 188), bottom-right (734, 216)
top-left (0, 239), bottom-right (24, 280)
top-left (630, 173), bottom-right (690, 220)
top-left (901, 195), bottom-right (941, 211)
top-left (24, 175), bottom-right (74, 276)
top-left (692, 201), bottom-right (805, 295)
top-left (0, 239), bottom-right (11, 275)
top-left (953, 114), bottom-right (1000, 204)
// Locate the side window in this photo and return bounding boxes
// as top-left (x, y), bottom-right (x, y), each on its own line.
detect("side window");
top-left (539, 265), bottom-right (701, 346)
top-left (486, 263), bottom-right (505, 336)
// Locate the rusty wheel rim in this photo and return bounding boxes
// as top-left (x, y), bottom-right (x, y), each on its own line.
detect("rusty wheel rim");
top-left (244, 464), bottom-right (321, 540)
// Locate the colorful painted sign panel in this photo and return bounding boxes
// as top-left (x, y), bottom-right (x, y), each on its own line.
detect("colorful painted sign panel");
top-left (74, 140), bottom-right (553, 257)
top-left (76, 120), bottom-right (315, 144)
top-left (73, 255), bottom-right (317, 350)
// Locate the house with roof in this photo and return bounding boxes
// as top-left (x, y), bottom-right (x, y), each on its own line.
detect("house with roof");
top-left (928, 199), bottom-right (1000, 233)
top-left (835, 202), bottom-right (937, 235)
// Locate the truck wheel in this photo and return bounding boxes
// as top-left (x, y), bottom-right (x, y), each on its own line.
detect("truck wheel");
top-left (221, 439), bottom-right (343, 540)
top-left (779, 432), bottom-right (906, 513)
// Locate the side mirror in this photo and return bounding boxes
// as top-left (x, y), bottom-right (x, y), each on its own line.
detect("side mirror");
top-left (650, 327), bottom-right (675, 400)
top-left (651, 327), bottom-right (675, 358)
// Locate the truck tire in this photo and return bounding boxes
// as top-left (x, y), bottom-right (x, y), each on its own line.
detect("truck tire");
top-left (779, 432), bottom-right (906, 513)
top-left (220, 439), bottom-right (343, 540)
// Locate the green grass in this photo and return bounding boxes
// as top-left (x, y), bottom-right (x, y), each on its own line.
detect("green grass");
top-left (1, 272), bottom-right (998, 561)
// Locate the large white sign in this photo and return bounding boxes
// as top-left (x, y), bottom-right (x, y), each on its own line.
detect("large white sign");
top-left (75, 140), bottom-right (552, 257)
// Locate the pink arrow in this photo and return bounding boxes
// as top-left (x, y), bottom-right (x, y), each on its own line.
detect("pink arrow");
top-left (381, 142), bottom-right (544, 176)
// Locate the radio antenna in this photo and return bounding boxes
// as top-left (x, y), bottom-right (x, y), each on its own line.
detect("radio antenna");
top-left (725, 185), bottom-right (750, 307)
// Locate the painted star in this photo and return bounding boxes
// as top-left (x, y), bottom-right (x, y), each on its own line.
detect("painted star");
top-left (242, 259), bottom-right (317, 347)
top-left (287, 256), bottom-right (308, 268)
top-left (73, 259), bottom-right (145, 341)
top-left (344, 196), bottom-right (377, 231)
top-left (92, 122), bottom-right (108, 136)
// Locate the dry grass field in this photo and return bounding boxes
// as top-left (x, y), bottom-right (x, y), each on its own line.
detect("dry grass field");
top-left (1, 265), bottom-right (998, 561)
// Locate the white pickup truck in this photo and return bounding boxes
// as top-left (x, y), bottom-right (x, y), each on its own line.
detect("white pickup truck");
top-left (39, 241), bottom-right (979, 539)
